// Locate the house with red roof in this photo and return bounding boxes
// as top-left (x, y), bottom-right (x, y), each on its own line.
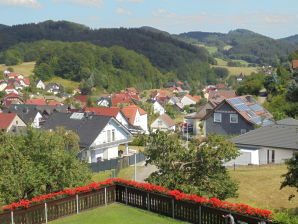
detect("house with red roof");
top-left (84, 107), bottom-right (129, 128)
top-left (74, 95), bottom-right (89, 107)
top-left (181, 94), bottom-right (201, 107)
top-left (25, 98), bottom-right (60, 106)
top-left (207, 90), bottom-right (237, 105)
top-left (111, 93), bottom-right (136, 107)
top-left (121, 105), bottom-right (148, 134)
top-left (4, 85), bottom-right (18, 94)
top-left (6, 73), bottom-right (24, 80)
top-left (0, 113), bottom-right (26, 133)
top-left (292, 60), bottom-right (298, 70)
top-left (2, 93), bottom-right (24, 108)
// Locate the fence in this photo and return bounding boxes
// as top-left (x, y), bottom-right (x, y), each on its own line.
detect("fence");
top-left (88, 153), bottom-right (146, 173)
top-left (0, 184), bottom-right (274, 224)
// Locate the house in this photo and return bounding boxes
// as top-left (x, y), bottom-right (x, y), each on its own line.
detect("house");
top-left (207, 90), bottom-right (237, 105)
top-left (84, 107), bottom-right (129, 128)
top-left (203, 95), bottom-right (274, 136)
top-left (167, 96), bottom-right (180, 105)
top-left (36, 80), bottom-right (45, 89)
top-left (215, 83), bottom-right (226, 89)
top-left (4, 85), bottom-right (18, 94)
top-left (45, 83), bottom-right (63, 95)
top-left (236, 73), bottom-right (245, 82)
top-left (292, 60), bottom-right (298, 70)
top-left (184, 102), bottom-right (215, 136)
top-left (0, 80), bottom-right (7, 91)
top-left (2, 93), bottom-right (23, 108)
top-left (16, 78), bottom-right (30, 87)
top-left (151, 114), bottom-right (176, 132)
top-left (74, 95), bottom-right (89, 107)
top-left (181, 94), bottom-right (201, 107)
top-left (43, 112), bottom-right (133, 162)
top-left (5, 106), bottom-right (43, 128)
top-left (0, 113), bottom-right (26, 133)
top-left (25, 98), bottom-right (60, 106)
top-left (97, 95), bottom-right (111, 107)
top-left (111, 93), bottom-right (137, 107)
top-left (8, 104), bottom-right (68, 121)
top-left (121, 105), bottom-right (148, 134)
top-left (6, 73), bottom-right (24, 80)
top-left (147, 99), bottom-right (166, 115)
top-left (229, 118), bottom-right (298, 165)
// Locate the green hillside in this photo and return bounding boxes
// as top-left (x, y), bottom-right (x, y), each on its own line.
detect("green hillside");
top-left (179, 29), bottom-right (298, 65)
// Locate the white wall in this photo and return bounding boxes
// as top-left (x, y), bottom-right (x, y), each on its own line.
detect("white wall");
top-left (32, 112), bottom-right (43, 128)
top-left (151, 117), bottom-right (175, 132)
top-left (181, 96), bottom-right (196, 106)
top-left (225, 148), bottom-right (259, 166)
top-left (116, 113), bottom-right (129, 128)
top-left (153, 102), bottom-right (165, 115)
top-left (259, 148), bottom-right (295, 164)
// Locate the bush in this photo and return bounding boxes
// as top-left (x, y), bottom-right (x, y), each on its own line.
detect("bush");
top-left (129, 134), bottom-right (148, 146)
top-left (272, 211), bottom-right (298, 224)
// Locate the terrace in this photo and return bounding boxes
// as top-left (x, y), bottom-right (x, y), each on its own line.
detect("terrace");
top-left (0, 179), bottom-right (274, 224)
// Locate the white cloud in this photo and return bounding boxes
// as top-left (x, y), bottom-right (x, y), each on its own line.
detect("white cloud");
top-left (116, 7), bottom-right (132, 15)
top-left (0, 0), bottom-right (41, 8)
top-left (153, 8), bottom-right (176, 18)
top-left (53, 0), bottom-right (104, 7)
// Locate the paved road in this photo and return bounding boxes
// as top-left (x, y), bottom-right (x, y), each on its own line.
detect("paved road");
top-left (135, 162), bottom-right (158, 183)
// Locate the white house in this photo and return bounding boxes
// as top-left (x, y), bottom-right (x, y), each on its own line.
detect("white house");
top-left (36, 80), bottom-right (45, 89)
top-left (97, 96), bottom-right (110, 107)
top-left (229, 118), bottom-right (298, 166)
top-left (43, 112), bottom-right (133, 163)
top-left (180, 94), bottom-right (201, 107)
top-left (151, 114), bottom-right (176, 132)
top-left (121, 105), bottom-right (148, 134)
top-left (153, 101), bottom-right (166, 115)
top-left (0, 81), bottom-right (7, 91)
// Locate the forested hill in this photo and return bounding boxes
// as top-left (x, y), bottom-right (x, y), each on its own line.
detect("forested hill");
top-left (0, 20), bottom-right (213, 73)
top-left (281, 34), bottom-right (298, 46)
top-left (179, 29), bottom-right (297, 65)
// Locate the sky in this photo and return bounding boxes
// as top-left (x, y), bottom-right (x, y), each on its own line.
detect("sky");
top-left (0, 0), bottom-right (297, 38)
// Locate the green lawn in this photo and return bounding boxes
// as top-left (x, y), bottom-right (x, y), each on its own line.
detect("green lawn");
top-left (212, 65), bottom-right (258, 76)
top-left (92, 166), bottom-right (136, 182)
top-left (228, 164), bottom-right (297, 211)
top-left (49, 203), bottom-right (185, 224)
top-left (45, 77), bottom-right (79, 90)
top-left (0, 61), bottom-right (35, 77)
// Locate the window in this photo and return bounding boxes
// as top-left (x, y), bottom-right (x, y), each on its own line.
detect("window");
top-left (230, 114), bottom-right (238, 123)
top-left (214, 113), bottom-right (222, 122)
top-left (107, 130), bottom-right (111, 143)
top-left (112, 129), bottom-right (115, 141)
top-left (240, 129), bottom-right (246, 134)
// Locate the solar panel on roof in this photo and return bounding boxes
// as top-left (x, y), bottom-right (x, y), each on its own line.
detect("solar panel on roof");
top-left (235, 104), bottom-right (250, 111)
top-left (250, 116), bottom-right (262, 124)
top-left (228, 98), bottom-right (245, 105)
top-left (247, 110), bottom-right (256, 117)
top-left (249, 104), bottom-right (264, 112)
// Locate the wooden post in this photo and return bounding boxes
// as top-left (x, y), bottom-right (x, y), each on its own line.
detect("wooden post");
top-left (45, 203), bottom-right (48, 223)
top-left (104, 187), bottom-right (107, 206)
top-left (147, 192), bottom-right (150, 211)
top-left (125, 187), bottom-right (128, 205)
top-left (76, 194), bottom-right (79, 214)
top-left (172, 198), bottom-right (175, 219)
top-left (198, 205), bottom-right (202, 224)
top-left (10, 211), bottom-right (14, 224)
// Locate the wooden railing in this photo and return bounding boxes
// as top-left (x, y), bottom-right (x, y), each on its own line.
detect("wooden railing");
top-left (0, 184), bottom-right (273, 224)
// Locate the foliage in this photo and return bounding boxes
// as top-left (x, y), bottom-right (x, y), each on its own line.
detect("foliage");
top-left (179, 29), bottom-right (297, 65)
top-left (129, 134), bottom-right (148, 146)
top-left (164, 104), bottom-right (177, 119)
top-left (280, 152), bottom-right (298, 200)
top-left (236, 72), bottom-right (264, 95)
top-left (0, 21), bottom-right (216, 88)
top-left (0, 128), bottom-right (91, 205)
top-left (144, 132), bottom-right (240, 200)
top-left (212, 67), bottom-right (229, 79)
top-left (271, 211), bottom-right (298, 224)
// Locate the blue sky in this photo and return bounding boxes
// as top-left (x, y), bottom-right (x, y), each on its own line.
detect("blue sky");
top-left (0, 0), bottom-right (297, 38)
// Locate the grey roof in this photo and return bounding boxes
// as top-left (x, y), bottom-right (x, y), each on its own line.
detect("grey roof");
top-left (276, 118), bottom-right (298, 126)
top-left (231, 119), bottom-right (298, 150)
top-left (9, 104), bottom-right (68, 115)
top-left (4, 107), bottom-right (41, 124)
top-left (43, 112), bottom-right (113, 147)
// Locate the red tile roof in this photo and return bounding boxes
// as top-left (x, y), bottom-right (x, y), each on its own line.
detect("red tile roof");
top-left (0, 113), bottom-right (16, 130)
top-left (111, 94), bottom-right (133, 106)
top-left (208, 90), bottom-right (237, 104)
top-left (47, 100), bottom-right (60, 106)
top-left (185, 94), bottom-right (201, 102)
top-left (74, 95), bottom-right (89, 103)
top-left (121, 105), bottom-right (147, 125)
top-left (84, 107), bottom-right (120, 117)
top-left (7, 73), bottom-right (23, 78)
top-left (215, 83), bottom-right (226, 89)
top-left (26, 98), bottom-right (47, 105)
top-left (292, 60), bottom-right (298, 69)
top-left (5, 93), bottom-right (21, 99)
top-left (5, 85), bottom-right (15, 90)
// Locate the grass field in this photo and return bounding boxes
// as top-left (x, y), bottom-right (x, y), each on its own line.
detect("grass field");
top-left (196, 44), bottom-right (218, 54)
top-left (228, 164), bottom-right (297, 211)
top-left (49, 203), bottom-right (185, 224)
top-left (92, 166), bottom-right (136, 182)
top-left (212, 65), bottom-right (258, 76)
top-left (45, 77), bottom-right (79, 90)
top-left (0, 62), bottom-right (35, 77)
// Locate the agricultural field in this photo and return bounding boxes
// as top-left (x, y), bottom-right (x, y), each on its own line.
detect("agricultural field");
top-left (49, 203), bottom-right (185, 224)
top-left (0, 61), bottom-right (35, 77)
top-left (214, 58), bottom-right (259, 76)
top-left (45, 77), bottom-right (79, 90)
top-left (228, 164), bottom-right (297, 212)
top-left (196, 44), bottom-right (218, 54)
